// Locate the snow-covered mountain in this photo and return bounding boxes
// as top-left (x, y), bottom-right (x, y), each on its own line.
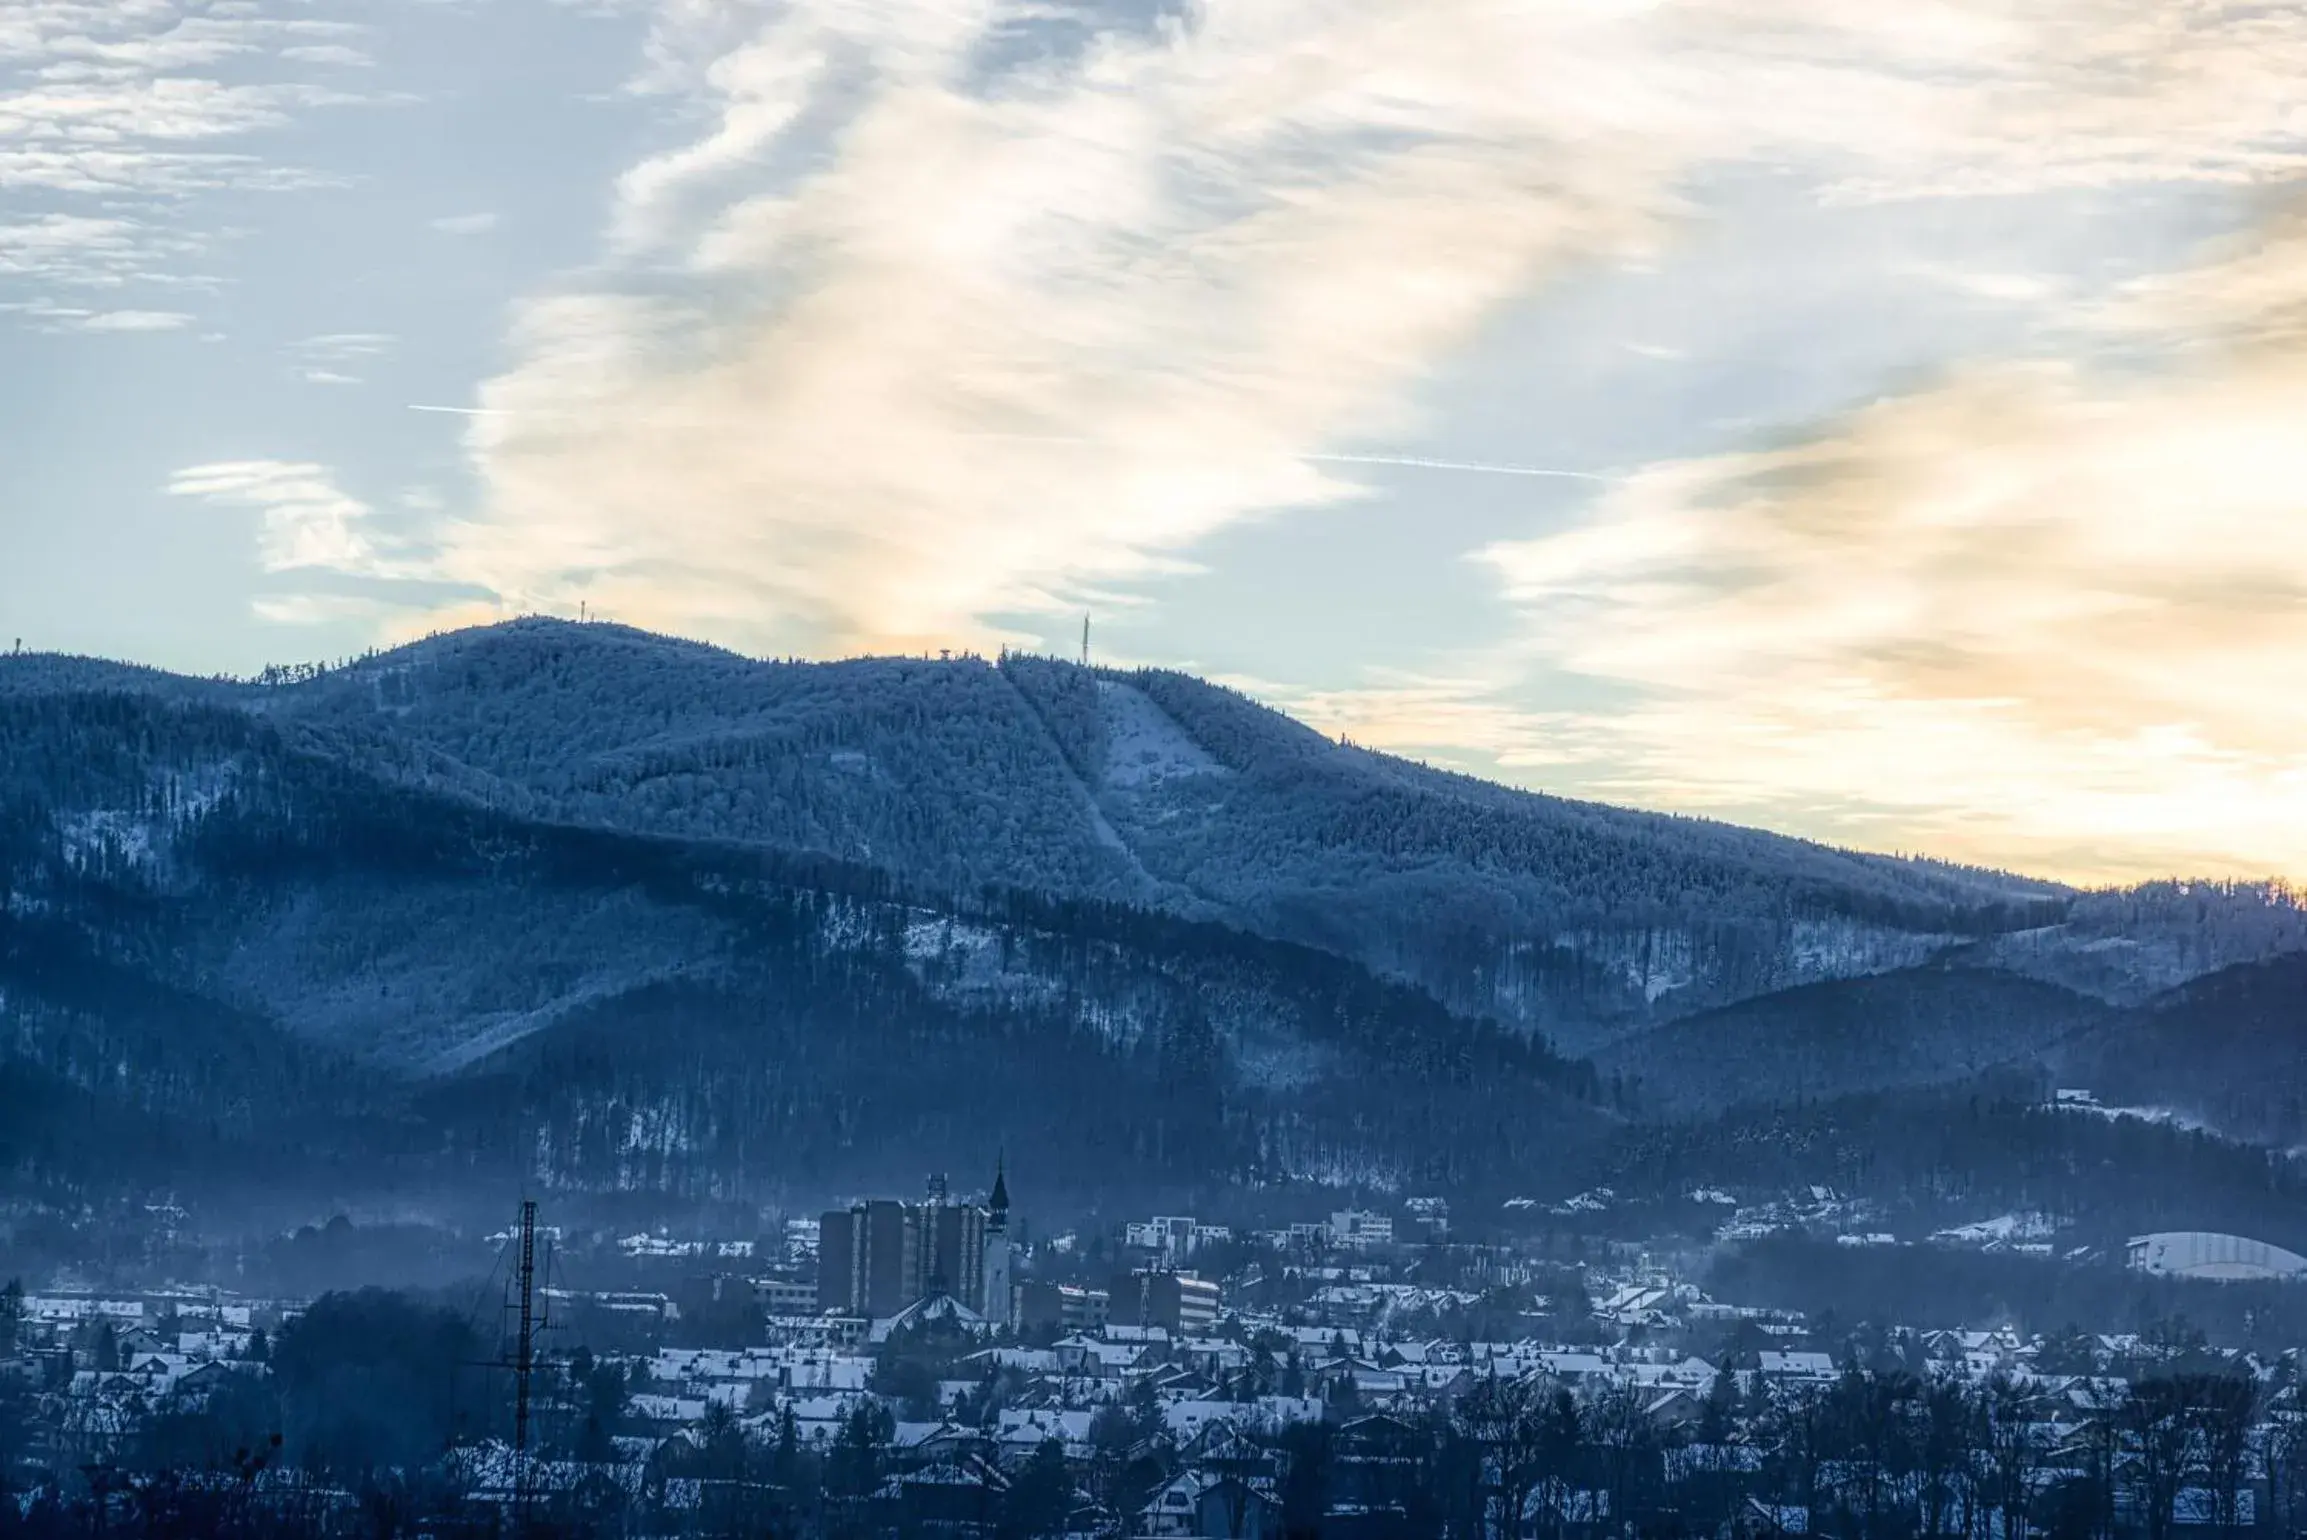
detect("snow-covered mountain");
top-left (5, 619), bottom-right (2085, 1040)
top-left (3, 619), bottom-right (2302, 1210)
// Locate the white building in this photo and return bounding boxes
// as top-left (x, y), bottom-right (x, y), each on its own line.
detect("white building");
top-left (1329, 1210), bottom-right (1393, 1249)
top-left (2127, 1231), bottom-right (2307, 1282)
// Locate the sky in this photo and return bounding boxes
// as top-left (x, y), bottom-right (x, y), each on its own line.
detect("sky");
top-left (5, 0), bottom-right (2307, 886)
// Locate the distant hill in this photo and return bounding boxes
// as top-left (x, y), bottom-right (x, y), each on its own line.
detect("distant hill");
top-left (1592, 967), bottom-right (2112, 1116)
top-left (1969, 885), bottom-right (2307, 1004)
top-left (1594, 950), bottom-right (2307, 1153)
top-left (5, 619), bottom-right (2083, 1047)
top-left (2053, 954), bottom-right (2307, 1147)
top-left (3, 619), bottom-right (2303, 1214)
top-left (1585, 1074), bottom-right (2307, 1254)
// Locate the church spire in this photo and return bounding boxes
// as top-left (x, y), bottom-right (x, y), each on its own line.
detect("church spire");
top-left (988, 1153), bottom-right (1009, 1220)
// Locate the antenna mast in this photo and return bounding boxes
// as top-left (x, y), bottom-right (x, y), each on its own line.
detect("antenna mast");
top-left (513, 1199), bottom-right (538, 1517)
top-left (1080, 614), bottom-right (1090, 667)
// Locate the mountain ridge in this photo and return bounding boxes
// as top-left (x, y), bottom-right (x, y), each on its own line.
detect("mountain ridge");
top-left (5, 618), bottom-right (2305, 1215)
top-left (3, 619), bottom-right (2095, 1042)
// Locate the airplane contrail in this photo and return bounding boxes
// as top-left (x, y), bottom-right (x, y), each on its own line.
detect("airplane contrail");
top-left (1301, 452), bottom-right (1611, 482)
top-left (406, 403), bottom-right (1616, 482)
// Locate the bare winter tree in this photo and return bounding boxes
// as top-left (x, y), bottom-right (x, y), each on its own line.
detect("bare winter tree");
top-left (1982, 1376), bottom-right (2045, 1540)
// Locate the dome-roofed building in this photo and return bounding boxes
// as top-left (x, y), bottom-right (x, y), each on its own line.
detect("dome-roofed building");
top-left (2126, 1231), bottom-right (2307, 1282)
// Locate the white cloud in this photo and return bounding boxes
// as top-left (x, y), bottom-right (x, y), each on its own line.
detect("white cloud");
top-left (168, 459), bottom-right (379, 575)
top-left (295, 331), bottom-right (395, 359)
top-left (0, 295), bottom-right (192, 331)
top-left (430, 211), bottom-right (500, 236)
top-left (75, 307), bottom-right (192, 331)
top-left (284, 332), bottom-right (393, 383)
top-left (0, 213), bottom-right (137, 278)
top-left (1469, 214), bottom-right (2307, 882)
top-left (280, 43), bottom-right (372, 68)
top-left (0, 2), bottom-right (377, 319)
top-left (0, 209), bottom-right (206, 295)
top-left (169, 457), bottom-right (458, 623)
top-left (421, 0), bottom-right (2307, 663)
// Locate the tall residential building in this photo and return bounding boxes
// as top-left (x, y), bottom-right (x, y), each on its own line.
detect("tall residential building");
top-left (924, 1200), bottom-right (987, 1308)
top-left (816, 1166), bottom-right (1008, 1319)
top-left (817, 1207), bottom-right (854, 1315)
top-left (816, 1199), bottom-right (922, 1317)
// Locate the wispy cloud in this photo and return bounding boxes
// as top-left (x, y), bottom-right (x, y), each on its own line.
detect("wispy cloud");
top-left (280, 43), bottom-right (372, 69)
top-left (167, 457), bottom-right (465, 623)
top-left (0, 295), bottom-right (193, 332)
top-left (429, 211), bottom-right (499, 236)
top-left (408, 0), bottom-right (2307, 664)
top-left (1467, 212), bottom-right (2307, 881)
top-left (0, 209), bottom-right (209, 300)
top-left (284, 331), bottom-right (394, 384)
top-left (74, 306), bottom-right (193, 332)
top-left (168, 460), bottom-right (381, 575)
top-left (0, 2), bottom-right (381, 326)
top-left (0, 213), bottom-right (143, 281)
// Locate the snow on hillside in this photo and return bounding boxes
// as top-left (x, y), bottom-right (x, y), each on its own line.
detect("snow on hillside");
top-left (1095, 679), bottom-right (1227, 788)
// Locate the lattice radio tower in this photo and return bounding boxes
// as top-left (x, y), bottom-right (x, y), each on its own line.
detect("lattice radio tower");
top-left (512, 1200), bottom-right (540, 1523)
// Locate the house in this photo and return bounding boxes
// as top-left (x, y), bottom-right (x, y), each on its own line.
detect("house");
top-left (627, 1393), bottom-right (710, 1429)
top-left (1137, 1471), bottom-right (1281, 1539)
top-left (1327, 1414), bottom-right (1425, 1523)
top-left (1757, 1351), bottom-right (1837, 1384)
top-left (167, 1359), bottom-right (242, 1408)
top-left (1644, 1388), bottom-right (1707, 1431)
top-left (1162, 1402), bottom-right (1244, 1443)
top-left (890, 1420), bottom-right (987, 1467)
top-left (876, 1458), bottom-right (1011, 1532)
top-left (1183, 1424), bottom-right (1278, 1483)
top-left (1593, 1285), bottom-right (1676, 1329)
top-left (1536, 1350), bottom-right (1612, 1386)
top-left (1055, 1334), bottom-right (1147, 1378)
top-left (996, 1408), bottom-right (1096, 1463)
top-left (966, 1346), bottom-right (1062, 1376)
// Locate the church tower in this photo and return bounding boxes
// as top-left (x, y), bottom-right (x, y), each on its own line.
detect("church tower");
top-left (982, 1156), bottom-right (1014, 1329)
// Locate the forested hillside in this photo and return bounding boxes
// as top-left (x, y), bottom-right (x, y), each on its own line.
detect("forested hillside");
top-left (1587, 949), bottom-right (2307, 1148)
top-left (7, 618), bottom-right (2099, 1047)
top-left (1586, 1075), bottom-right (2307, 1255)
top-left (1972, 882), bottom-right (2307, 1002)
top-left (1590, 967), bottom-right (2114, 1116)
top-left (3, 621), bottom-right (2304, 1218)
top-left (0, 687), bottom-right (1606, 1211)
top-left (2054, 954), bottom-right (2307, 1147)
top-left (1003, 655), bottom-right (2070, 1043)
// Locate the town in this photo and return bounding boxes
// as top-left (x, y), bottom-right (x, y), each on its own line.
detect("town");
top-left (6, 1164), bottom-right (2307, 1538)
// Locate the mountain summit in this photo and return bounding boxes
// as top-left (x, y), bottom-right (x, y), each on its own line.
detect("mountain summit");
top-left (16, 618), bottom-right (2065, 1041)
